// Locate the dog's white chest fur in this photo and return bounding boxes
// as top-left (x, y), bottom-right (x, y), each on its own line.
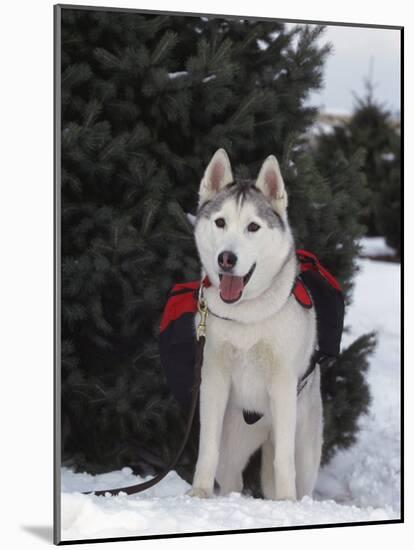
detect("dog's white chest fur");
top-left (204, 306), bottom-right (299, 416)
top-left (229, 340), bottom-right (275, 415)
top-left (202, 294), bottom-right (316, 418)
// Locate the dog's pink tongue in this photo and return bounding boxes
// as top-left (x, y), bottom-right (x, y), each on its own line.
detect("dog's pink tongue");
top-left (219, 274), bottom-right (244, 302)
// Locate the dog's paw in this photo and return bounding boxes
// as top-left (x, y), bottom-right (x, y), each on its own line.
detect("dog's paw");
top-left (274, 479), bottom-right (297, 501)
top-left (262, 487), bottom-right (275, 500)
top-left (274, 492), bottom-right (297, 502)
top-left (187, 487), bottom-right (213, 498)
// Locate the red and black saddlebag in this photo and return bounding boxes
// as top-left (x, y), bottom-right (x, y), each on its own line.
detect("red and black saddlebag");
top-left (159, 282), bottom-right (200, 409)
top-left (159, 251), bottom-right (344, 409)
top-left (295, 249), bottom-right (345, 359)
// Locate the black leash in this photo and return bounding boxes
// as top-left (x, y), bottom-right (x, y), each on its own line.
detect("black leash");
top-left (81, 295), bottom-right (208, 497)
top-left (82, 335), bottom-right (204, 497)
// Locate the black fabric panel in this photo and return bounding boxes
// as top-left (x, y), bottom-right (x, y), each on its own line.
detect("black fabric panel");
top-left (159, 312), bottom-right (196, 408)
top-left (299, 270), bottom-right (345, 357)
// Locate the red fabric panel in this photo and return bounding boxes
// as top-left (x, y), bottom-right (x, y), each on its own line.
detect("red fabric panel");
top-left (293, 279), bottom-right (313, 308)
top-left (314, 263), bottom-right (342, 291)
top-left (160, 283), bottom-right (198, 333)
top-left (296, 249), bottom-right (342, 291)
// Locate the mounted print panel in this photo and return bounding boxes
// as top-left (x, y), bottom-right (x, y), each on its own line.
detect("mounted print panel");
top-left (54, 3), bottom-right (402, 544)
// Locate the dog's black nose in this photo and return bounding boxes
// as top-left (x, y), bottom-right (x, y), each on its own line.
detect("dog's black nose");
top-left (218, 251), bottom-right (238, 271)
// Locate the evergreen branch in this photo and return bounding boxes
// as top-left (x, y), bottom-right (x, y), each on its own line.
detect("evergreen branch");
top-left (61, 63), bottom-right (92, 90)
top-left (150, 31), bottom-right (178, 65)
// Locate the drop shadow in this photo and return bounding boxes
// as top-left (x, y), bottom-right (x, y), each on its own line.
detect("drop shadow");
top-left (21, 525), bottom-right (54, 544)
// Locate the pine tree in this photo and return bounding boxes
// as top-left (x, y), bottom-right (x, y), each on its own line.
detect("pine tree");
top-left (314, 81), bottom-right (401, 253)
top-left (60, 7), bottom-right (373, 490)
top-left (375, 135), bottom-right (401, 256)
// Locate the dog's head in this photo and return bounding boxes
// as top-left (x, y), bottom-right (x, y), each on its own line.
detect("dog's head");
top-left (194, 149), bottom-right (293, 304)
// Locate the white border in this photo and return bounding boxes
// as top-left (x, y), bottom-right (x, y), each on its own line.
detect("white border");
top-left (0, 0), bottom-right (409, 548)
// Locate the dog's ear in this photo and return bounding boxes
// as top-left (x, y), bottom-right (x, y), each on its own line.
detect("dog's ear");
top-left (255, 155), bottom-right (288, 215)
top-left (199, 149), bottom-right (233, 205)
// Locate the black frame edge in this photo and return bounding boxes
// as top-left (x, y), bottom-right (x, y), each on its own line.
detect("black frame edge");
top-left (54, 3), bottom-right (62, 546)
top-left (54, 4), bottom-right (404, 545)
top-left (59, 519), bottom-right (403, 545)
top-left (56, 3), bottom-right (403, 30)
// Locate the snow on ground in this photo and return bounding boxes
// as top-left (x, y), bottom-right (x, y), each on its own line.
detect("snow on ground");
top-left (359, 236), bottom-right (396, 258)
top-left (61, 469), bottom-right (393, 541)
top-left (315, 257), bottom-right (401, 512)
top-left (60, 244), bottom-right (401, 541)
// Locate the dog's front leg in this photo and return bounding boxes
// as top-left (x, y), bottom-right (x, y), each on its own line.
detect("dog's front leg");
top-left (269, 370), bottom-right (297, 501)
top-left (189, 344), bottom-right (231, 498)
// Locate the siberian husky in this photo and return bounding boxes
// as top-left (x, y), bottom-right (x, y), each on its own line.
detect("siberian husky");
top-left (189, 149), bottom-right (322, 501)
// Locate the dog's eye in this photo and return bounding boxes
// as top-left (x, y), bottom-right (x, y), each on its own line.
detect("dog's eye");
top-left (215, 218), bottom-right (226, 228)
top-left (247, 222), bottom-right (260, 232)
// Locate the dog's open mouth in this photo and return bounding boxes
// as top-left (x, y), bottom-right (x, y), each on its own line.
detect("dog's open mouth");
top-left (218, 263), bottom-right (256, 304)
